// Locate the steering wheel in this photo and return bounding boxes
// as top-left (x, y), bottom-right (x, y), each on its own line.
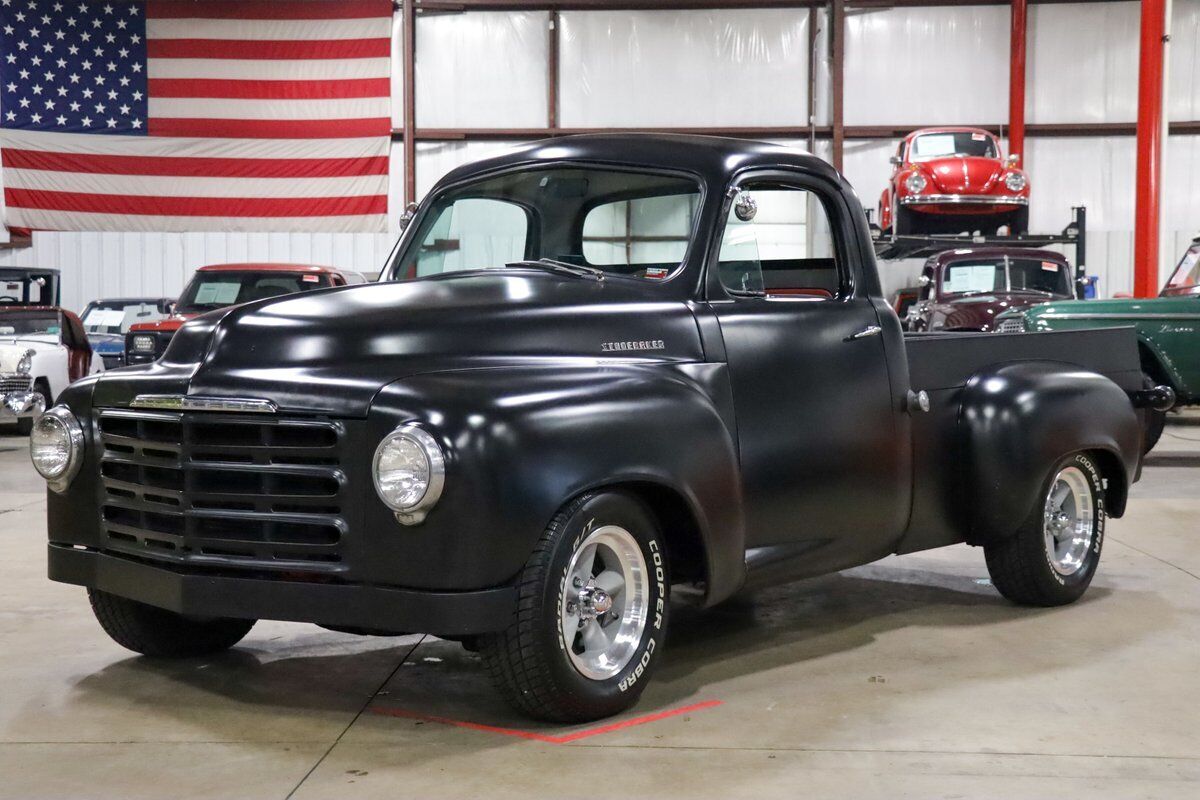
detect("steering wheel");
top-left (0, 295), bottom-right (20, 304)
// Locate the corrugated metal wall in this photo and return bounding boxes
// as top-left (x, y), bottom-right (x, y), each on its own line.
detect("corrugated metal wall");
top-left (2, 1), bottom-right (1198, 311)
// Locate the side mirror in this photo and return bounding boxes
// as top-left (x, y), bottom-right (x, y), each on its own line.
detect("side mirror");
top-left (889, 155), bottom-right (903, 166)
top-left (398, 202), bottom-right (419, 232)
top-left (918, 274), bottom-right (932, 287)
top-left (1006, 154), bottom-right (1021, 168)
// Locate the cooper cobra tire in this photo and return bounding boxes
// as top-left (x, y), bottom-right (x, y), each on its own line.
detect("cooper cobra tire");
top-left (479, 491), bottom-right (669, 723)
top-left (984, 452), bottom-right (1105, 607)
top-left (88, 589), bottom-right (256, 657)
top-left (1140, 373), bottom-right (1168, 455)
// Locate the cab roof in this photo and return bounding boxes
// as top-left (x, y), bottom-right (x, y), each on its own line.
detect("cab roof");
top-left (196, 262), bottom-right (352, 275)
top-left (925, 248), bottom-right (1070, 269)
top-left (437, 133), bottom-right (841, 191)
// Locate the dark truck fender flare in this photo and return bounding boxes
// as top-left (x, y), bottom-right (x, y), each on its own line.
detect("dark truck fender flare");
top-left (959, 361), bottom-right (1140, 543)
top-left (369, 363), bottom-right (746, 604)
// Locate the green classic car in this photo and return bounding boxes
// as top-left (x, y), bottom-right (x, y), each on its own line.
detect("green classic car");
top-left (997, 237), bottom-right (1199, 452)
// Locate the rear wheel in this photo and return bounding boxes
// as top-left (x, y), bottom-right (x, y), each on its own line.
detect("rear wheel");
top-left (479, 491), bottom-right (669, 722)
top-left (88, 589), bottom-right (256, 657)
top-left (984, 452), bottom-right (1105, 607)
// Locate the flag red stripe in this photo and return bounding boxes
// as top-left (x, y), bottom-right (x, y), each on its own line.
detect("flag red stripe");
top-left (2, 149), bottom-right (389, 179)
top-left (6, 189), bottom-right (387, 218)
top-left (147, 117), bottom-right (392, 139)
top-left (147, 0), bottom-right (392, 20)
top-left (147, 38), bottom-right (391, 61)
top-left (149, 78), bottom-right (390, 100)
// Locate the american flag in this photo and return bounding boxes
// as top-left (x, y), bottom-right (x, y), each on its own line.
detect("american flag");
top-left (0, 0), bottom-right (392, 232)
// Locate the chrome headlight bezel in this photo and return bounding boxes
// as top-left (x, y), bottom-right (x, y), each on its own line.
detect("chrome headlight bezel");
top-left (371, 423), bottom-right (446, 525)
top-left (1004, 171), bottom-right (1028, 192)
top-left (16, 348), bottom-right (34, 375)
top-left (29, 405), bottom-right (85, 492)
top-left (904, 171), bottom-right (928, 195)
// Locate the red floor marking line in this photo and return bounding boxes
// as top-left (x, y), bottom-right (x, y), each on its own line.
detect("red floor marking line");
top-left (371, 699), bottom-right (723, 744)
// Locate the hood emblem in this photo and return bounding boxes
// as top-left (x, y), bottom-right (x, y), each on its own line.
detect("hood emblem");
top-left (600, 340), bottom-right (665, 353)
top-left (131, 395), bottom-right (278, 414)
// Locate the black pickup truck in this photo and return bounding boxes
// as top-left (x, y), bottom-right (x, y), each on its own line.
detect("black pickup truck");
top-left (35, 135), bottom-right (1171, 723)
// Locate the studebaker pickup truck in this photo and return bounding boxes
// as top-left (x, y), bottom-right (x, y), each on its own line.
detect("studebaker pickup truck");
top-left (35, 135), bottom-right (1170, 723)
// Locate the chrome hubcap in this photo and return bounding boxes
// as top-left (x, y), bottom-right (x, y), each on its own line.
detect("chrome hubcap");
top-left (1043, 466), bottom-right (1095, 576)
top-left (560, 525), bottom-right (648, 681)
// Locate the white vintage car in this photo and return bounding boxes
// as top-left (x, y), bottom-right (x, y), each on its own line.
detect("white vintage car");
top-left (1, 306), bottom-right (103, 435)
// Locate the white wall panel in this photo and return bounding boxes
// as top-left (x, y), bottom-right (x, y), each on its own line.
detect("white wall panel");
top-left (1170, 0), bottom-right (1200, 120)
top-left (1028, 2), bottom-right (1138, 125)
top-left (844, 6), bottom-right (1009, 126)
top-left (415, 140), bottom-right (531, 199)
top-left (559, 9), bottom-right (809, 127)
top-left (416, 12), bottom-right (548, 128)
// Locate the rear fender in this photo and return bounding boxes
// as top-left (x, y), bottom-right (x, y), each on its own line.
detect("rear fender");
top-left (960, 361), bottom-right (1139, 543)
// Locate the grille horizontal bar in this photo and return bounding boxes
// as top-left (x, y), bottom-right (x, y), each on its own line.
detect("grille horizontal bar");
top-left (96, 408), bottom-right (347, 572)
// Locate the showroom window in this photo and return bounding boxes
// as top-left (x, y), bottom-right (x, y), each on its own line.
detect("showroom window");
top-left (409, 198), bottom-right (530, 278)
top-left (717, 185), bottom-right (840, 299)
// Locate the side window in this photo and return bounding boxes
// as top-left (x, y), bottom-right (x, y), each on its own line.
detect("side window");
top-left (717, 185), bottom-right (840, 299)
top-left (411, 198), bottom-right (528, 278)
top-left (581, 193), bottom-right (699, 275)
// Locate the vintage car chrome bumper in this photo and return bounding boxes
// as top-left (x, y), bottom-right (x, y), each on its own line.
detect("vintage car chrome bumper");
top-left (900, 194), bottom-right (1029, 207)
top-left (0, 374), bottom-right (45, 420)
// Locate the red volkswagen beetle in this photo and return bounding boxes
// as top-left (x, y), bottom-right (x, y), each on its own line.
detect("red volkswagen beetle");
top-left (878, 127), bottom-right (1030, 237)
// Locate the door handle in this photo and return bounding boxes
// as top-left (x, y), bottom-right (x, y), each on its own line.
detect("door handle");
top-left (844, 325), bottom-right (883, 342)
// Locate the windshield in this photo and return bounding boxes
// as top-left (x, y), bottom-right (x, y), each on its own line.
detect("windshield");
top-left (82, 301), bottom-right (165, 335)
top-left (942, 257), bottom-right (1072, 297)
top-left (0, 311), bottom-right (60, 338)
top-left (1164, 245), bottom-right (1200, 291)
top-left (911, 132), bottom-right (998, 161)
top-left (387, 166), bottom-right (702, 281)
top-left (176, 271), bottom-right (331, 314)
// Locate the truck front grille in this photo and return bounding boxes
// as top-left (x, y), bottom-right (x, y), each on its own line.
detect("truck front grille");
top-left (0, 374), bottom-right (33, 394)
top-left (95, 408), bottom-right (347, 572)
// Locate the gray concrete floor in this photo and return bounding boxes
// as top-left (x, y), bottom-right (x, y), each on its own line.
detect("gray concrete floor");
top-left (1, 416), bottom-right (1198, 799)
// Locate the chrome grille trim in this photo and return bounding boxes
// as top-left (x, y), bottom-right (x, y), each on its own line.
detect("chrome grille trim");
top-left (0, 374), bottom-right (33, 394)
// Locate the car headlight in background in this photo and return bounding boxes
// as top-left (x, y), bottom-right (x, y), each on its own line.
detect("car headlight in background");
top-left (130, 335), bottom-right (157, 354)
top-left (30, 406), bottom-right (85, 492)
top-left (1004, 172), bottom-right (1028, 192)
top-left (372, 424), bottom-right (446, 525)
top-left (904, 172), bottom-right (927, 194)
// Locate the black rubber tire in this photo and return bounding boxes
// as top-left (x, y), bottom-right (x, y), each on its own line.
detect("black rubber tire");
top-left (88, 589), bottom-right (256, 657)
top-left (984, 452), bottom-right (1105, 607)
top-left (1140, 373), bottom-right (1168, 455)
top-left (478, 491), bottom-right (670, 723)
top-left (14, 382), bottom-right (51, 436)
top-left (1007, 206), bottom-right (1030, 236)
top-left (894, 206), bottom-right (917, 236)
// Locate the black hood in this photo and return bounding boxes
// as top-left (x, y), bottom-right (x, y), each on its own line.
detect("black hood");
top-left (93, 271), bottom-right (705, 417)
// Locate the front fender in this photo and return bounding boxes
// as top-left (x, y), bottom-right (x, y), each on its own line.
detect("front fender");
top-left (961, 361), bottom-right (1140, 543)
top-left (363, 362), bottom-right (744, 600)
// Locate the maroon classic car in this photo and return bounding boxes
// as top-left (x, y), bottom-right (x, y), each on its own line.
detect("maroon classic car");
top-left (903, 248), bottom-right (1076, 333)
top-left (879, 127), bottom-right (1030, 237)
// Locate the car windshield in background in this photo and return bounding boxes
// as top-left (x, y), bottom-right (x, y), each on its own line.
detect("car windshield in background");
top-left (911, 133), bottom-right (998, 161)
top-left (1166, 245), bottom-right (1200, 290)
top-left (175, 272), bottom-right (331, 314)
top-left (389, 166), bottom-right (702, 282)
top-left (943, 257), bottom-right (1071, 297)
top-left (81, 302), bottom-right (163, 335)
top-left (0, 311), bottom-right (60, 337)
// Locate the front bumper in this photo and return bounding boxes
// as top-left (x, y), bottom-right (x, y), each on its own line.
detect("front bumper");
top-left (1, 390), bottom-right (46, 420)
top-left (901, 194), bottom-right (1028, 207)
top-left (48, 544), bottom-right (518, 636)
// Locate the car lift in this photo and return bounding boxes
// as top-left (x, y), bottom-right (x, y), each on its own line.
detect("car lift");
top-left (871, 206), bottom-right (1088, 285)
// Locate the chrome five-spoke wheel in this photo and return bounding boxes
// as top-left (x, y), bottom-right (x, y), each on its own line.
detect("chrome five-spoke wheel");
top-left (560, 525), bottom-right (649, 681)
top-left (1042, 465), bottom-right (1095, 577)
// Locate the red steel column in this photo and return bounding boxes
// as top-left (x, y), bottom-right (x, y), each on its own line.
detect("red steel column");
top-left (1008, 0), bottom-right (1027, 161)
top-left (1134, 0), bottom-right (1167, 297)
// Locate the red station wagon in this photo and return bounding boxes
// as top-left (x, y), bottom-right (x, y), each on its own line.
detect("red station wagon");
top-left (124, 263), bottom-right (365, 365)
top-left (879, 127), bottom-right (1031, 237)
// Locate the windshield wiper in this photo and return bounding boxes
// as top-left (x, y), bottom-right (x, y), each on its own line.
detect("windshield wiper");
top-left (505, 259), bottom-right (605, 282)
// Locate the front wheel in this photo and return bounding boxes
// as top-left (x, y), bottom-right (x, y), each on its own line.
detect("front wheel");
top-left (479, 491), bottom-right (669, 723)
top-left (88, 589), bottom-right (256, 657)
top-left (984, 452), bottom-right (1105, 607)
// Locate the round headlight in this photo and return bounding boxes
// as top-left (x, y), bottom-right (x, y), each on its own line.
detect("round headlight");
top-left (30, 405), bottom-right (85, 492)
top-left (372, 424), bottom-right (445, 525)
top-left (16, 348), bottom-right (34, 375)
top-left (1004, 172), bottom-right (1027, 192)
top-left (905, 171), bottom-right (927, 194)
